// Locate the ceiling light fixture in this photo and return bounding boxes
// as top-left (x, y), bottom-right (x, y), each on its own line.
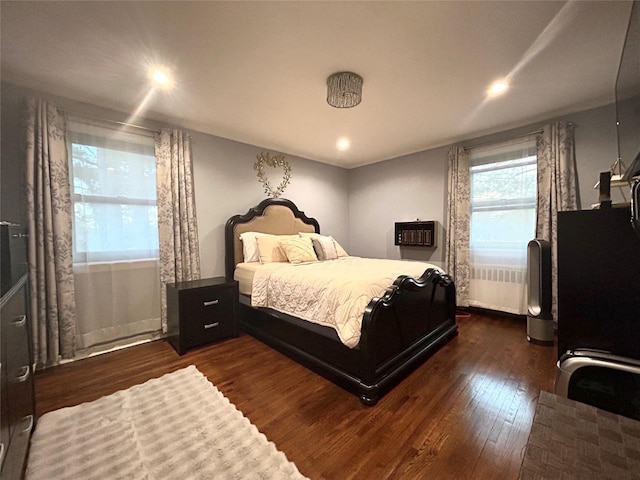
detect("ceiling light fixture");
top-left (149, 67), bottom-right (174, 90)
top-left (327, 72), bottom-right (363, 108)
top-left (487, 79), bottom-right (509, 98)
top-left (337, 137), bottom-right (351, 151)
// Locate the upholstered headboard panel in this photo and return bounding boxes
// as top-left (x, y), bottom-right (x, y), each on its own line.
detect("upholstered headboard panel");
top-left (225, 199), bottom-right (320, 279)
top-left (231, 205), bottom-right (316, 267)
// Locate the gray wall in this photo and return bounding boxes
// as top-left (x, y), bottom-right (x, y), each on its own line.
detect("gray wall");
top-left (0, 82), bottom-right (349, 278)
top-left (347, 102), bottom-right (620, 264)
top-left (348, 146), bottom-right (450, 266)
top-left (1, 81), bottom-right (625, 276)
top-left (190, 133), bottom-right (349, 277)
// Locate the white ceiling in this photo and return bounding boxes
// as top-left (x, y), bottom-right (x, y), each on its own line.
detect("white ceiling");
top-left (1, 1), bottom-right (634, 168)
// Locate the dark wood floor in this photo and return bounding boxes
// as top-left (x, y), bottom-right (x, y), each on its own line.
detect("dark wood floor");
top-left (34, 312), bottom-right (558, 480)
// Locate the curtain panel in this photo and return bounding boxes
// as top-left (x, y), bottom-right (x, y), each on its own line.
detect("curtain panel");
top-left (535, 121), bottom-right (580, 321)
top-left (24, 98), bottom-right (77, 367)
top-left (155, 129), bottom-right (201, 332)
top-left (444, 146), bottom-right (471, 307)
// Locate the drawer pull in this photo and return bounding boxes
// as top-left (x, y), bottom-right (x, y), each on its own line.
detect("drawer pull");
top-left (20, 415), bottom-right (34, 435)
top-left (12, 314), bottom-right (26, 327)
top-left (203, 300), bottom-right (219, 306)
top-left (204, 322), bottom-right (220, 329)
top-left (13, 365), bottom-right (30, 383)
top-left (0, 443), bottom-right (4, 467)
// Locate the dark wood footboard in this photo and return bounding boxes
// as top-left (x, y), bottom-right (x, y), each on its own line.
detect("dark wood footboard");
top-left (357, 268), bottom-right (458, 404)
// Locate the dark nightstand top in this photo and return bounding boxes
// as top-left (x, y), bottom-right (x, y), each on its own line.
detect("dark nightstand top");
top-left (167, 276), bottom-right (236, 291)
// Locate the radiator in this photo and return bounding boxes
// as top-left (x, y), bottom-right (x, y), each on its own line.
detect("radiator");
top-left (469, 266), bottom-right (528, 314)
top-left (471, 266), bottom-right (526, 284)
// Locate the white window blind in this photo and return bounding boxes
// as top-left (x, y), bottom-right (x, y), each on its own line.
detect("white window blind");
top-left (468, 136), bottom-right (537, 314)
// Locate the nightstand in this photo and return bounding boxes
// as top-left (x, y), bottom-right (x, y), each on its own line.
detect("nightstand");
top-left (166, 277), bottom-right (238, 355)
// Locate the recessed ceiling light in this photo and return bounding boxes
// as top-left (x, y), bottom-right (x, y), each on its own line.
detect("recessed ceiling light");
top-left (337, 138), bottom-right (351, 151)
top-left (487, 79), bottom-right (509, 98)
top-left (149, 67), bottom-right (174, 90)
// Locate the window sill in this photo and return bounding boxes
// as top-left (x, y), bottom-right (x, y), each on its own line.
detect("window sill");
top-left (73, 258), bottom-right (159, 273)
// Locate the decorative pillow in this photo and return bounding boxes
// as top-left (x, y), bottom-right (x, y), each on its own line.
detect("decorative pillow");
top-left (332, 238), bottom-right (349, 257)
top-left (280, 237), bottom-right (318, 264)
top-left (312, 237), bottom-right (338, 261)
top-left (256, 235), bottom-right (298, 263)
top-left (298, 231), bottom-right (319, 239)
top-left (299, 232), bottom-right (349, 258)
top-left (239, 232), bottom-right (272, 263)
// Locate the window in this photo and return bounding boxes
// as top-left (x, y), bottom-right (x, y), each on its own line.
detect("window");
top-left (468, 136), bottom-right (537, 314)
top-left (68, 120), bottom-right (158, 262)
top-left (470, 145), bottom-right (537, 267)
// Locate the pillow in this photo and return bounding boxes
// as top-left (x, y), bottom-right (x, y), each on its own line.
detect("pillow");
top-left (312, 237), bottom-right (338, 261)
top-left (332, 238), bottom-right (349, 257)
top-left (280, 237), bottom-right (318, 264)
top-left (299, 232), bottom-right (349, 258)
top-left (239, 231), bottom-right (272, 263)
top-left (255, 235), bottom-right (298, 263)
top-left (298, 231), bottom-right (320, 239)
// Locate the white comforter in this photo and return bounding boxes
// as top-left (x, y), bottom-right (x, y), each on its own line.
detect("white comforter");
top-left (251, 257), bottom-right (442, 348)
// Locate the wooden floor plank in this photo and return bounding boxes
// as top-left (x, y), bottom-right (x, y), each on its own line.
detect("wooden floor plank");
top-left (33, 311), bottom-right (557, 479)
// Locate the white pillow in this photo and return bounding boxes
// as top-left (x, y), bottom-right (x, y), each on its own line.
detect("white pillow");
top-left (255, 235), bottom-right (299, 263)
top-left (239, 232), bottom-right (272, 263)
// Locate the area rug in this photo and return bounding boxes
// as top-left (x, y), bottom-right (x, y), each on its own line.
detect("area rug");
top-left (519, 390), bottom-right (640, 480)
top-left (26, 365), bottom-right (308, 479)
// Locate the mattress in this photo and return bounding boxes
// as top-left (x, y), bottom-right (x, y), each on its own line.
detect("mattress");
top-left (234, 262), bottom-right (290, 295)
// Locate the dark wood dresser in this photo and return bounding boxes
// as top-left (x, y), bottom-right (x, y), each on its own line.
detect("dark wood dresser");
top-left (166, 277), bottom-right (238, 355)
top-left (557, 207), bottom-right (640, 361)
top-left (1, 274), bottom-right (35, 479)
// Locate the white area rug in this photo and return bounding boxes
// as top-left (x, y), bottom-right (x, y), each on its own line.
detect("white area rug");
top-left (26, 365), bottom-right (308, 480)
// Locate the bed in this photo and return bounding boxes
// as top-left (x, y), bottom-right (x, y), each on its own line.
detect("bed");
top-left (225, 198), bottom-right (458, 405)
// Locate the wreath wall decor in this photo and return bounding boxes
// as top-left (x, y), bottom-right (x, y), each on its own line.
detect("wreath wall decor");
top-left (254, 152), bottom-right (292, 198)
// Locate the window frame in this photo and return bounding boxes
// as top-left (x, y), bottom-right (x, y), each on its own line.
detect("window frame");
top-left (67, 120), bottom-right (159, 264)
top-left (468, 139), bottom-right (538, 268)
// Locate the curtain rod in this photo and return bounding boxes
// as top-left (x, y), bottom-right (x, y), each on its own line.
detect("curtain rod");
top-left (66, 112), bottom-right (161, 134)
top-left (463, 122), bottom-right (576, 151)
top-left (463, 129), bottom-right (543, 151)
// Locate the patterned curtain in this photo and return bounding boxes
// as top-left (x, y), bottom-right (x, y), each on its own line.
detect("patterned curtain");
top-left (444, 146), bottom-right (470, 307)
top-left (24, 99), bottom-right (76, 367)
top-left (155, 129), bottom-right (201, 332)
top-left (535, 122), bottom-right (580, 320)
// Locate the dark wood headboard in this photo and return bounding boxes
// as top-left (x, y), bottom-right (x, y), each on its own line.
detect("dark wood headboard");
top-left (224, 198), bottom-right (320, 280)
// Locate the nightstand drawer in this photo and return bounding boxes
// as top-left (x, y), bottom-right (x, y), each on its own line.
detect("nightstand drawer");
top-left (166, 277), bottom-right (238, 355)
top-left (182, 287), bottom-right (235, 348)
